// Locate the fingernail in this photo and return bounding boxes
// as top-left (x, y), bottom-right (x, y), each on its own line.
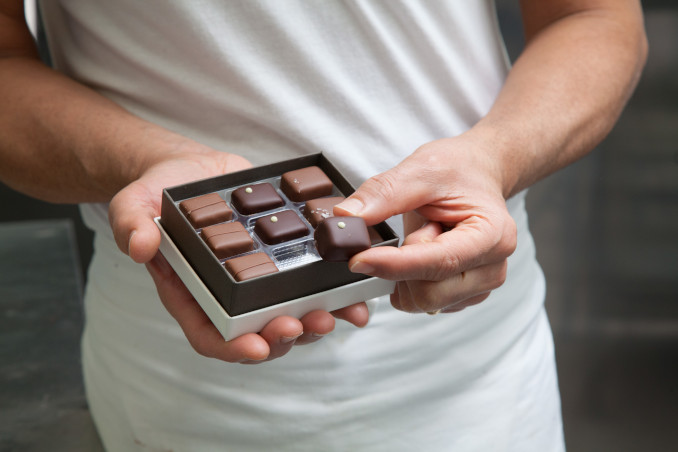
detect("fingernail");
top-left (350, 261), bottom-right (375, 274)
top-left (335, 198), bottom-right (364, 216)
top-left (237, 356), bottom-right (266, 363)
top-left (127, 230), bottom-right (137, 255)
top-left (311, 332), bottom-right (328, 338)
top-left (280, 333), bottom-right (303, 344)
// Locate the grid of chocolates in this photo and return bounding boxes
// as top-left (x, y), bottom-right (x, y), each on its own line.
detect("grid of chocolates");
top-left (177, 166), bottom-right (376, 282)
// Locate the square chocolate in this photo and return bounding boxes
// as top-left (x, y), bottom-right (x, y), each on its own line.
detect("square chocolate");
top-left (179, 193), bottom-right (232, 228)
top-left (280, 166), bottom-right (334, 202)
top-left (231, 183), bottom-right (285, 215)
top-left (303, 196), bottom-right (345, 228)
top-left (201, 222), bottom-right (254, 260)
top-left (314, 216), bottom-right (370, 262)
top-left (224, 252), bottom-right (278, 281)
top-left (254, 210), bottom-right (309, 245)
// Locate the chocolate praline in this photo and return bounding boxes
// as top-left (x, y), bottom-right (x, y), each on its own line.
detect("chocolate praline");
top-left (254, 210), bottom-right (309, 245)
top-left (303, 196), bottom-right (345, 228)
top-left (179, 193), bottom-right (233, 228)
top-left (201, 222), bottom-right (254, 259)
top-left (280, 166), bottom-right (334, 202)
top-left (224, 252), bottom-right (278, 281)
top-left (314, 216), bottom-right (370, 262)
top-left (231, 183), bottom-right (285, 215)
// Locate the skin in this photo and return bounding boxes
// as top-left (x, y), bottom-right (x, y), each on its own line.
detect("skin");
top-left (0, 0), bottom-right (647, 362)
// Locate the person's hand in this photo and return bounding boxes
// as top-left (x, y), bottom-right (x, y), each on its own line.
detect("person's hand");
top-left (335, 132), bottom-right (517, 314)
top-left (108, 144), bottom-right (368, 363)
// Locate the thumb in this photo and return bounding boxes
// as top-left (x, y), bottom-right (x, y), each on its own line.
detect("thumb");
top-left (334, 164), bottom-right (432, 225)
top-left (108, 184), bottom-right (161, 264)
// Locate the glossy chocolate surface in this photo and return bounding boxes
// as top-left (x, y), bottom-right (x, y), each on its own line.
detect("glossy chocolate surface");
top-left (201, 222), bottom-right (254, 259)
top-left (303, 196), bottom-right (345, 228)
top-left (314, 216), bottom-right (370, 262)
top-left (224, 252), bottom-right (278, 281)
top-left (280, 166), bottom-right (334, 202)
top-left (254, 210), bottom-right (309, 245)
top-left (179, 193), bottom-right (233, 228)
top-left (231, 183), bottom-right (284, 215)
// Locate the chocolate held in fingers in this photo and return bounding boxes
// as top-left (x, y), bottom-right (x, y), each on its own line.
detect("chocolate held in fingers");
top-left (315, 216), bottom-right (370, 262)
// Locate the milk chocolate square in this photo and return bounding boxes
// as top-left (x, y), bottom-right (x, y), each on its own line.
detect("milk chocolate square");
top-left (201, 222), bottom-right (254, 259)
top-left (224, 252), bottom-right (278, 281)
top-left (280, 166), bottom-right (333, 202)
top-left (254, 210), bottom-right (309, 245)
top-left (303, 196), bottom-right (345, 228)
top-left (231, 183), bottom-right (285, 215)
top-left (314, 216), bottom-right (370, 262)
top-left (179, 193), bottom-right (232, 228)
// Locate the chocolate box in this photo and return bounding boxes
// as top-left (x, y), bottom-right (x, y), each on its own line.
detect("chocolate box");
top-left (156, 153), bottom-right (398, 339)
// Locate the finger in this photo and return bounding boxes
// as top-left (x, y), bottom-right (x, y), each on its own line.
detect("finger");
top-left (255, 316), bottom-right (304, 361)
top-left (334, 162), bottom-right (437, 225)
top-left (389, 283), bottom-right (404, 312)
top-left (391, 260), bottom-right (507, 313)
top-left (330, 302), bottom-right (370, 328)
top-left (109, 184), bottom-right (162, 263)
top-left (390, 280), bottom-right (422, 313)
top-left (401, 221), bottom-right (443, 246)
top-left (146, 253), bottom-right (270, 362)
top-left (295, 310), bottom-right (336, 345)
top-left (349, 217), bottom-right (514, 281)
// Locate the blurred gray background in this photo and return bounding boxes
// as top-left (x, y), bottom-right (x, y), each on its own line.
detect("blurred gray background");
top-left (1, 1), bottom-right (677, 451)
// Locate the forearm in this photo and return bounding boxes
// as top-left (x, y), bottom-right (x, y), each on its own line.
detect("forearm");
top-left (0, 56), bottom-right (193, 203)
top-left (473, 0), bottom-right (647, 198)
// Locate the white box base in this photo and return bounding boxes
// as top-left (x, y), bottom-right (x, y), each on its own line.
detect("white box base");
top-left (155, 217), bottom-right (394, 340)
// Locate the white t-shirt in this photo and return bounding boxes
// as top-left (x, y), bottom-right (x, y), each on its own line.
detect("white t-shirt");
top-left (41, 1), bottom-right (564, 451)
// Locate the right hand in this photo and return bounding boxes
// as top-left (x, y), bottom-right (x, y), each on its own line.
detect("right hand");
top-left (108, 144), bottom-right (369, 364)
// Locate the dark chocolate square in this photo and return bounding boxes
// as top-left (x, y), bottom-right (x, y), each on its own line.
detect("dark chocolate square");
top-left (201, 222), bottom-right (254, 259)
top-left (314, 216), bottom-right (370, 262)
top-left (179, 193), bottom-right (232, 228)
top-left (254, 210), bottom-right (309, 245)
top-left (280, 166), bottom-right (334, 202)
top-left (224, 252), bottom-right (278, 281)
top-left (231, 183), bottom-right (285, 215)
top-left (303, 196), bottom-right (345, 228)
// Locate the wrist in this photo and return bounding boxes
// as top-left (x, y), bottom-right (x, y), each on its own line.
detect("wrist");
top-left (463, 121), bottom-right (532, 200)
top-left (452, 126), bottom-right (518, 200)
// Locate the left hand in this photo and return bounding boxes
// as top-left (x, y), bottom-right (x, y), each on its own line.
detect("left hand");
top-left (334, 132), bottom-right (517, 314)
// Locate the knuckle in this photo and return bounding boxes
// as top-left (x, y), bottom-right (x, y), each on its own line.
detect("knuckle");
top-left (186, 333), bottom-right (215, 360)
top-left (491, 261), bottom-right (508, 289)
top-left (426, 249), bottom-right (462, 281)
top-left (366, 171), bottom-right (400, 203)
top-left (496, 217), bottom-right (517, 257)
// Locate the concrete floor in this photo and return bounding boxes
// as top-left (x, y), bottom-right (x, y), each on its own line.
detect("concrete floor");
top-left (1, 3), bottom-right (677, 451)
